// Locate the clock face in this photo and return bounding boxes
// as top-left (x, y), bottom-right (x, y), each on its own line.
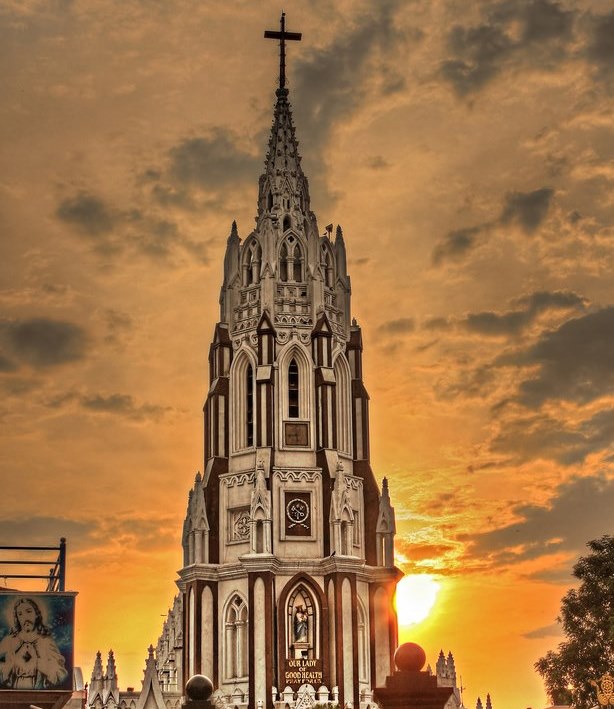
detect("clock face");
top-left (286, 498), bottom-right (309, 525)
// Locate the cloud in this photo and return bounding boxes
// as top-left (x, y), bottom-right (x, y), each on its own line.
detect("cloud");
top-left (56, 189), bottom-right (207, 263)
top-left (80, 393), bottom-right (169, 421)
top-left (523, 622), bottom-right (564, 639)
top-left (365, 155), bottom-right (391, 170)
top-left (378, 317), bottom-right (415, 335)
top-left (440, 0), bottom-right (575, 96)
top-left (432, 187), bottom-right (554, 265)
top-left (432, 225), bottom-right (486, 265)
top-left (463, 474), bottom-right (614, 574)
top-left (56, 192), bottom-right (117, 237)
top-left (496, 306), bottom-right (614, 406)
top-left (0, 318), bottom-right (88, 368)
top-left (441, 23), bottom-right (514, 96)
top-left (167, 129), bottom-right (260, 190)
top-left (0, 517), bottom-right (97, 553)
top-left (500, 187), bottom-right (554, 233)
top-left (463, 290), bottom-right (586, 336)
top-left (585, 10), bottom-right (614, 77)
top-left (292, 1), bottom-right (416, 204)
top-left (491, 408), bottom-right (614, 465)
top-left (422, 317), bottom-right (451, 331)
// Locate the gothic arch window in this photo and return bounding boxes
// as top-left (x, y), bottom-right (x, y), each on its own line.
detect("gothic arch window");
top-left (288, 359), bottom-right (299, 418)
top-left (357, 598), bottom-right (369, 683)
top-left (286, 584), bottom-right (318, 660)
top-left (320, 242), bottom-right (335, 288)
top-left (267, 190), bottom-right (273, 211)
top-left (334, 354), bottom-right (352, 455)
top-left (246, 364), bottom-right (254, 446)
top-left (283, 215), bottom-right (292, 232)
top-left (243, 239), bottom-right (261, 286)
top-left (230, 350), bottom-right (257, 452)
top-left (279, 235), bottom-right (304, 283)
top-left (224, 595), bottom-right (248, 680)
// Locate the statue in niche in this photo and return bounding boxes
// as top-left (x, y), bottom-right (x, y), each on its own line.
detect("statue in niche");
top-left (293, 605), bottom-right (308, 643)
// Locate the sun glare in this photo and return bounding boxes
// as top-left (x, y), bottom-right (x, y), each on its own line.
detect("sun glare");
top-left (395, 574), bottom-right (441, 626)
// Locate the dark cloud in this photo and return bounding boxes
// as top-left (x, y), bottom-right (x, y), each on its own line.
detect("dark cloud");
top-left (56, 189), bottom-right (207, 263)
top-left (432, 187), bottom-right (554, 265)
top-left (0, 318), bottom-right (88, 368)
top-left (441, 0), bottom-right (575, 96)
top-left (56, 192), bottom-right (118, 240)
top-left (422, 317), bottom-right (451, 331)
top-left (0, 517), bottom-right (97, 553)
top-left (432, 225), bottom-right (485, 265)
top-left (292, 1), bottom-right (416, 206)
top-left (435, 364), bottom-right (495, 400)
top-left (491, 408), bottom-right (614, 465)
top-left (500, 187), bottom-right (554, 233)
top-left (523, 622), bottom-right (564, 639)
top-left (378, 317), bottom-right (415, 335)
top-left (441, 24), bottom-right (514, 96)
top-left (496, 306), bottom-right (614, 406)
top-left (167, 129), bottom-right (260, 190)
top-left (463, 290), bottom-right (586, 336)
top-left (585, 10), bottom-right (614, 75)
top-left (80, 393), bottom-right (169, 421)
top-left (365, 155), bottom-right (391, 170)
top-left (463, 474), bottom-right (614, 575)
top-left (0, 353), bottom-right (18, 372)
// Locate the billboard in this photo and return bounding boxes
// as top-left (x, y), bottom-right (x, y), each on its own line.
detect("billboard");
top-left (0, 592), bottom-right (75, 691)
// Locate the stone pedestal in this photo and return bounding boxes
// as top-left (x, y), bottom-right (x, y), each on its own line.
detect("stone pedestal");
top-left (374, 643), bottom-right (454, 709)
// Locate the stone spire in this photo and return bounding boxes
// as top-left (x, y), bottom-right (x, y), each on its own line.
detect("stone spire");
top-left (182, 471), bottom-right (210, 565)
top-left (376, 477), bottom-right (396, 567)
top-left (256, 84), bottom-right (312, 228)
top-left (485, 693), bottom-right (493, 709)
top-left (90, 650), bottom-right (103, 691)
top-left (105, 650), bottom-right (117, 683)
top-left (476, 698), bottom-right (484, 709)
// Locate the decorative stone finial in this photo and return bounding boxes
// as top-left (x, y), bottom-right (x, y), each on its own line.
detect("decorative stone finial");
top-left (394, 642), bottom-right (427, 672)
top-left (185, 674), bottom-right (214, 702)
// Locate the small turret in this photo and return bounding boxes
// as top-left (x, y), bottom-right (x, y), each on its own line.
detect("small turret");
top-left (182, 471), bottom-right (210, 565)
top-left (485, 693), bottom-right (493, 709)
top-left (376, 478), bottom-right (396, 567)
top-left (476, 698), bottom-right (484, 709)
top-left (250, 460), bottom-right (272, 554)
top-left (90, 650), bottom-right (104, 693)
top-left (330, 461), bottom-right (355, 556)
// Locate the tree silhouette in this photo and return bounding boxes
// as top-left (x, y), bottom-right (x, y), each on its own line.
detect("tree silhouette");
top-left (535, 536), bottom-right (614, 708)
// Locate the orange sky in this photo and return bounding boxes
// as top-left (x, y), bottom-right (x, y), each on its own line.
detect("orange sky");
top-left (1, 2), bottom-right (613, 708)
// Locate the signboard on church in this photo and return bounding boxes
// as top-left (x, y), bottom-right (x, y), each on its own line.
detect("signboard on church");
top-left (283, 658), bottom-right (324, 688)
top-left (0, 592), bottom-right (75, 691)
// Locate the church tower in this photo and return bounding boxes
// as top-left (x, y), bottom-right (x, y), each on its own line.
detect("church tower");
top-left (179, 14), bottom-right (400, 709)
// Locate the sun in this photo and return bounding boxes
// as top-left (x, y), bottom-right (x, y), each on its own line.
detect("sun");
top-left (395, 574), bottom-right (441, 626)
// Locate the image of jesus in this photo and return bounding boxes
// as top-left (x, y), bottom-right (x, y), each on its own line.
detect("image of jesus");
top-left (0, 597), bottom-right (68, 689)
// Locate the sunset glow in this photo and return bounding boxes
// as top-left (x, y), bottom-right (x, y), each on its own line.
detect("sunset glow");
top-left (395, 574), bottom-right (441, 627)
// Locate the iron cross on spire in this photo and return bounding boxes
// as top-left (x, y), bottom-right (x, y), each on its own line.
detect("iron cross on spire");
top-left (264, 12), bottom-right (302, 90)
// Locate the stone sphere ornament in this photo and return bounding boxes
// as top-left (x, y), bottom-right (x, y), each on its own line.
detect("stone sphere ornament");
top-left (185, 674), bottom-right (214, 701)
top-left (394, 642), bottom-right (427, 672)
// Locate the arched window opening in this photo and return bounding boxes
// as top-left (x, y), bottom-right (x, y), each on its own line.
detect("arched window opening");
top-left (321, 244), bottom-right (334, 288)
top-left (255, 521), bottom-right (264, 553)
top-left (287, 585), bottom-right (317, 660)
top-left (224, 596), bottom-right (248, 680)
top-left (246, 364), bottom-right (254, 447)
top-left (283, 215), bottom-right (292, 232)
top-left (293, 243), bottom-right (303, 282)
top-left (267, 191), bottom-right (273, 211)
top-left (280, 242), bottom-right (288, 282)
top-left (357, 600), bottom-right (369, 683)
top-left (288, 359), bottom-right (299, 418)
